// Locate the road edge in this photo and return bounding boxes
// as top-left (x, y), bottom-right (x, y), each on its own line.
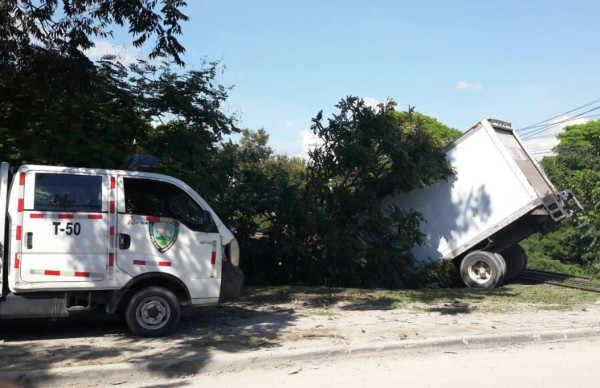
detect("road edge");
top-left (4, 326), bottom-right (600, 387)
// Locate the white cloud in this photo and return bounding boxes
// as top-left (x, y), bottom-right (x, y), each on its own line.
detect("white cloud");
top-left (522, 135), bottom-right (560, 160)
top-left (457, 80), bottom-right (483, 91)
top-left (295, 129), bottom-right (323, 160)
top-left (542, 116), bottom-right (588, 137)
top-left (521, 115), bottom-right (590, 160)
top-left (363, 97), bottom-right (381, 109)
top-left (84, 40), bottom-right (141, 64)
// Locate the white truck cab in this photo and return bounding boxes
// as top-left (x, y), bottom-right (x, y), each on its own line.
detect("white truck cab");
top-left (0, 163), bottom-right (243, 336)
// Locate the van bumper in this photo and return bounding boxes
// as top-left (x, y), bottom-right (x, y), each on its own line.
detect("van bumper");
top-left (219, 260), bottom-right (244, 302)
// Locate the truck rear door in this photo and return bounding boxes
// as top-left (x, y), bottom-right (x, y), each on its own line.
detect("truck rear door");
top-left (0, 162), bottom-right (9, 296)
top-left (484, 119), bottom-right (556, 197)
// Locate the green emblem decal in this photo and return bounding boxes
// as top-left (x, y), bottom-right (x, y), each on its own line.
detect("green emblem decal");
top-left (149, 221), bottom-right (179, 253)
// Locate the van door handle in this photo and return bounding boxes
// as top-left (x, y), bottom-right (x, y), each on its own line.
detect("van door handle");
top-left (119, 234), bottom-right (131, 250)
top-left (26, 232), bottom-right (33, 249)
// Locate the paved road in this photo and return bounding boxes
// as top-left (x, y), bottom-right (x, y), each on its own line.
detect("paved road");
top-left (115, 336), bottom-right (600, 388)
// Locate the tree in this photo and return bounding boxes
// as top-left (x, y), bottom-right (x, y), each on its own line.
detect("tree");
top-left (305, 97), bottom-right (458, 288)
top-left (131, 60), bottom-right (238, 198)
top-left (0, 52), bottom-right (237, 171)
top-left (393, 110), bottom-right (461, 147)
top-left (217, 129), bottom-right (314, 285)
top-left (0, 0), bottom-right (189, 65)
top-left (0, 0), bottom-right (218, 170)
top-left (0, 49), bottom-right (149, 167)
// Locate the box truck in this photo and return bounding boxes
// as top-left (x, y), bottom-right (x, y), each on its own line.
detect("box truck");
top-left (0, 163), bottom-right (243, 336)
top-left (383, 118), bottom-right (581, 288)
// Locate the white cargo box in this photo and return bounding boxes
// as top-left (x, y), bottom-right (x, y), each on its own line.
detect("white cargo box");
top-left (384, 118), bottom-right (578, 269)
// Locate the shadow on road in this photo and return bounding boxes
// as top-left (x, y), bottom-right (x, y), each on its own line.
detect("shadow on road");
top-left (0, 295), bottom-right (298, 387)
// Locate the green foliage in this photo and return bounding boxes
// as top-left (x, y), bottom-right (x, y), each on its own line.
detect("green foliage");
top-left (219, 100), bottom-right (459, 289)
top-left (0, 0), bottom-right (234, 173)
top-left (131, 60), bottom-right (238, 198)
top-left (521, 231), bottom-right (588, 276)
top-left (304, 97), bottom-right (456, 288)
top-left (216, 129), bottom-right (314, 285)
top-left (0, 51), bottom-right (236, 171)
top-left (0, 0), bottom-right (189, 65)
top-left (0, 49), bottom-right (148, 167)
top-left (412, 260), bottom-right (458, 289)
top-left (393, 111), bottom-right (462, 147)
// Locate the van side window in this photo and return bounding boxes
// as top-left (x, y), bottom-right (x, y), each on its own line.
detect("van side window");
top-left (123, 178), bottom-right (206, 228)
top-left (34, 173), bottom-right (102, 212)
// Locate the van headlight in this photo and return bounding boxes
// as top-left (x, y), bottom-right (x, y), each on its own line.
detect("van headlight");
top-left (227, 238), bottom-right (240, 267)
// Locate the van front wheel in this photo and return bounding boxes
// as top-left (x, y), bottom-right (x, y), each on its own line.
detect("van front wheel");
top-left (125, 286), bottom-right (181, 337)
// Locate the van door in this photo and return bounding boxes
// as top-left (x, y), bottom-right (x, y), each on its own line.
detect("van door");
top-left (0, 162), bottom-right (10, 296)
top-left (116, 177), bottom-right (221, 293)
top-left (19, 171), bottom-right (109, 283)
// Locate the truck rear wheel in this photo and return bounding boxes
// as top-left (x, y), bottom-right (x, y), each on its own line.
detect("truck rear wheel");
top-left (460, 250), bottom-right (505, 288)
top-left (501, 244), bottom-right (528, 282)
top-left (125, 286), bottom-right (181, 337)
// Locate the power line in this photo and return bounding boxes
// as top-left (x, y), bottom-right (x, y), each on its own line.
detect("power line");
top-left (520, 107), bottom-right (600, 140)
top-left (519, 111), bottom-right (600, 133)
top-left (525, 142), bottom-right (600, 157)
top-left (520, 108), bottom-right (600, 138)
top-left (518, 97), bottom-right (600, 133)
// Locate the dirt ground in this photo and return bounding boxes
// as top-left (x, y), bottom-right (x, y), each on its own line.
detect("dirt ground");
top-left (1, 287), bottom-right (600, 373)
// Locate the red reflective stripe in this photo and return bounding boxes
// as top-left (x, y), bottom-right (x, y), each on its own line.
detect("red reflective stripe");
top-left (87, 214), bottom-right (103, 220)
top-left (146, 216), bottom-right (160, 222)
top-left (16, 226), bottom-right (22, 240)
top-left (158, 262), bottom-right (171, 267)
top-left (30, 213), bottom-right (44, 219)
top-left (110, 201), bottom-right (115, 214)
top-left (211, 251), bottom-right (217, 265)
top-left (19, 173), bottom-right (25, 186)
top-left (14, 254), bottom-right (20, 269)
top-left (133, 260), bottom-right (145, 265)
top-left (59, 214), bottom-right (74, 219)
top-left (109, 226), bottom-right (115, 235)
top-left (74, 272), bottom-right (90, 277)
top-left (17, 198), bottom-right (24, 212)
top-left (108, 253), bottom-right (114, 267)
top-left (110, 177), bottom-right (116, 189)
top-left (45, 270), bottom-right (60, 276)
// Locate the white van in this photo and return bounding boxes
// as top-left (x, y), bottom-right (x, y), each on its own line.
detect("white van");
top-left (0, 163), bottom-right (243, 336)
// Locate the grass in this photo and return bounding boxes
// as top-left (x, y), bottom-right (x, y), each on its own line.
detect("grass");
top-left (306, 308), bottom-right (338, 317)
top-left (374, 284), bottom-right (599, 309)
top-left (245, 283), bottom-right (600, 312)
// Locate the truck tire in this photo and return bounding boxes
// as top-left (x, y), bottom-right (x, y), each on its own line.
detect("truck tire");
top-left (125, 286), bottom-right (181, 337)
top-left (494, 252), bottom-right (508, 283)
top-left (501, 244), bottom-right (528, 282)
top-left (460, 250), bottom-right (505, 288)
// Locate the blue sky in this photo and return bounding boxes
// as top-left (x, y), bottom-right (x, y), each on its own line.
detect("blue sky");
top-left (89, 0), bottom-right (600, 157)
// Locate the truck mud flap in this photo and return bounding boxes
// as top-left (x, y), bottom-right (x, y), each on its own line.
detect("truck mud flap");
top-left (219, 261), bottom-right (244, 302)
top-left (0, 292), bottom-right (69, 318)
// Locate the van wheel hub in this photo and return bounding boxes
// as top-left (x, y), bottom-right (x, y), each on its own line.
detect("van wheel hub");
top-left (137, 297), bottom-right (170, 329)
